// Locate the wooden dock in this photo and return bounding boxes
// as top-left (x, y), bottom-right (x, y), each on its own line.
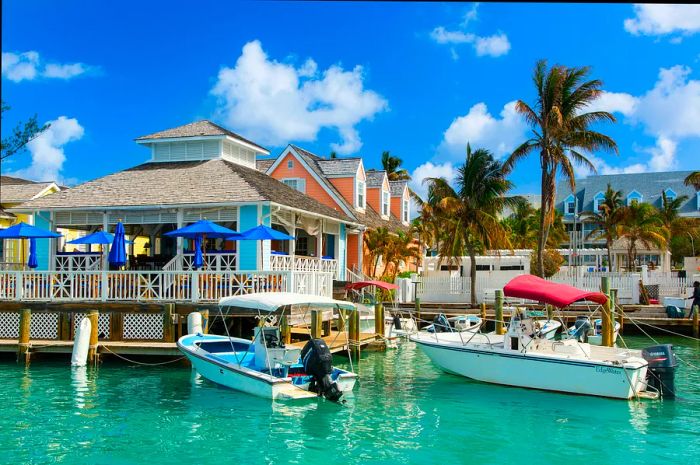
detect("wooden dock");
top-left (0, 339), bottom-right (181, 357)
top-left (289, 330), bottom-right (377, 354)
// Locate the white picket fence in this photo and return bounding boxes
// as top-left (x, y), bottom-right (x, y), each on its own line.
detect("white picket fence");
top-left (0, 270), bottom-right (333, 303)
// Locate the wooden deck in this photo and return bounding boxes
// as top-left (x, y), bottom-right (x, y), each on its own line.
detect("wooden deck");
top-left (0, 339), bottom-right (180, 356)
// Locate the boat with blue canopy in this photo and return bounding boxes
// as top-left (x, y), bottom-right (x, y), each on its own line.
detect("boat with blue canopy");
top-left (177, 292), bottom-right (358, 401)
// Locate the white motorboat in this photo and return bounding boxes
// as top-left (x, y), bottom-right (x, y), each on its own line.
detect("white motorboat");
top-left (424, 314), bottom-right (483, 334)
top-left (178, 292), bottom-right (358, 402)
top-left (568, 316), bottom-right (621, 345)
top-left (411, 275), bottom-right (677, 399)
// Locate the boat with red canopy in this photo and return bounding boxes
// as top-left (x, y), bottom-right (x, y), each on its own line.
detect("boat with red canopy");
top-left (345, 280), bottom-right (399, 291)
top-left (411, 274), bottom-right (677, 400)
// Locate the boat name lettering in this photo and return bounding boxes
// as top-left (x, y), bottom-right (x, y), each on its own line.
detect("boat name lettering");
top-left (595, 366), bottom-right (620, 375)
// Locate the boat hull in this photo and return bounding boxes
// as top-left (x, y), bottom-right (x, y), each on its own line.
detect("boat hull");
top-left (412, 336), bottom-right (647, 399)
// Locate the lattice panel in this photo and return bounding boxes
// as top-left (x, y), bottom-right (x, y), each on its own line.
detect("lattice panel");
top-left (0, 312), bottom-right (20, 339)
top-left (123, 313), bottom-right (163, 340)
top-left (30, 313), bottom-right (60, 339)
top-left (73, 313), bottom-right (111, 339)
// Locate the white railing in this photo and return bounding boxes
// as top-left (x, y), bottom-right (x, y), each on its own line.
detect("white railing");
top-left (162, 252), bottom-right (237, 272)
top-left (270, 255), bottom-right (339, 279)
top-left (0, 270), bottom-right (333, 303)
top-left (54, 253), bottom-right (102, 271)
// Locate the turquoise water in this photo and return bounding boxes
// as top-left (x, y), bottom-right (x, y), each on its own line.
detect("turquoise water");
top-left (2, 336), bottom-right (699, 465)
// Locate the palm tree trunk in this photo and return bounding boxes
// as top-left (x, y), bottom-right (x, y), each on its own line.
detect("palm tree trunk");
top-left (536, 171), bottom-right (549, 277)
top-left (467, 245), bottom-right (477, 306)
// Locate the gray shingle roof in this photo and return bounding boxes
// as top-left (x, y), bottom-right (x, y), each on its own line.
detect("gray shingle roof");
top-left (317, 158), bottom-right (361, 177)
top-left (135, 120), bottom-right (268, 153)
top-left (366, 170), bottom-right (387, 188)
top-left (1, 176), bottom-right (57, 203)
top-left (355, 205), bottom-right (409, 232)
top-left (256, 158), bottom-right (275, 172)
top-left (555, 170), bottom-right (699, 216)
top-left (389, 180), bottom-right (408, 197)
top-left (17, 159), bottom-right (352, 222)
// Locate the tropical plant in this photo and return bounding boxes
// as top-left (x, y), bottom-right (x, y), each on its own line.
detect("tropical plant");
top-left (1, 101), bottom-right (50, 161)
top-left (684, 171), bottom-right (700, 190)
top-left (532, 248), bottom-right (564, 278)
top-left (381, 151), bottom-right (410, 181)
top-left (381, 231), bottom-right (421, 279)
top-left (503, 205), bottom-right (566, 251)
top-left (423, 144), bottom-right (516, 305)
top-left (504, 60), bottom-right (618, 277)
top-left (618, 202), bottom-right (668, 270)
top-left (363, 227), bottom-right (390, 277)
top-left (581, 183), bottom-right (624, 271)
top-left (659, 190), bottom-right (699, 265)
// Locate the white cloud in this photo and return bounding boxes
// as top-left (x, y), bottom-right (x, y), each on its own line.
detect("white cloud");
top-left (439, 101), bottom-right (528, 159)
top-left (587, 91), bottom-right (639, 116)
top-left (1, 51), bottom-right (93, 82)
top-left (624, 5), bottom-right (700, 37)
top-left (211, 40), bottom-right (387, 155)
top-left (430, 4), bottom-right (510, 58)
top-left (409, 161), bottom-right (458, 201)
top-left (8, 116), bottom-right (84, 183)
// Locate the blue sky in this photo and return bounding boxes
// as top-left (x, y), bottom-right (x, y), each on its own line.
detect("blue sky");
top-left (2, 2), bottom-right (699, 198)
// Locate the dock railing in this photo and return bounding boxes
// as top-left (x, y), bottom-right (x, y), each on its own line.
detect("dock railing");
top-left (0, 269), bottom-right (333, 303)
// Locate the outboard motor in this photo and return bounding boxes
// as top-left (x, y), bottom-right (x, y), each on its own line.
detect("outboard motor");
top-left (393, 314), bottom-right (402, 331)
top-left (431, 314), bottom-right (451, 333)
top-left (642, 344), bottom-right (678, 398)
top-left (301, 338), bottom-right (343, 402)
top-left (571, 316), bottom-right (591, 342)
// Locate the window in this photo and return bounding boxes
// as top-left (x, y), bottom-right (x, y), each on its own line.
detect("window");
top-left (382, 190), bottom-right (390, 216)
top-left (357, 181), bottom-right (366, 208)
top-left (664, 188), bottom-right (676, 201)
top-left (287, 159), bottom-right (294, 169)
top-left (593, 192), bottom-right (605, 212)
top-left (281, 178), bottom-right (306, 193)
top-left (566, 199), bottom-right (576, 215)
top-left (295, 237), bottom-right (308, 256)
top-left (697, 192), bottom-right (700, 210)
top-left (403, 198), bottom-right (409, 223)
top-left (627, 190), bottom-right (642, 206)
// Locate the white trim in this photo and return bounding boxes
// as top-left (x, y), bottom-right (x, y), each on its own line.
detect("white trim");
top-left (265, 146), bottom-right (356, 218)
top-left (626, 190), bottom-right (643, 206)
top-left (137, 135), bottom-right (269, 155)
top-left (593, 191), bottom-right (605, 212)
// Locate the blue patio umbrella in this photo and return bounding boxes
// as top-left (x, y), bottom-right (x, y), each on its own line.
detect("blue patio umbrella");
top-left (235, 224), bottom-right (295, 241)
top-left (68, 231), bottom-right (133, 245)
top-left (165, 220), bottom-right (241, 270)
top-left (27, 238), bottom-right (38, 269)
top-left (108, 222), bottom-right (127, 268)
top-left (193, 235), bottom-right (204, 270)
top-left (0, 222), bottom-right (61, 270)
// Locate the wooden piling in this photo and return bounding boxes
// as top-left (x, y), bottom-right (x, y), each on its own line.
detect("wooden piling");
top-left (610, 289), bottom-right (619, 334)
top-left (414, 297), bottom-right (421, 327)
top-left (601, 277), bottom-right (612, 347)
top-left (349, 308), bottom-right (361, 358)
top-left (163, 303), bottom-right (174, 343)
top-left (480, 303), bottom-right (486, 322)
top-left (546, 304), bottom-right (553, 322)
top-left (17, 308), bottom-right (31, 365)
top-left (310, 309), bottom-right (322, 339)
top-left (87, 310), bottom-right (99, 364)
top-left (495, 290), bottom-right (505, 335)
top-left (280, 316), bottom-right (291, 345)
top-left (693, 305), bottom-right (699, 339)
top-left (374, 303), bottom-right (385, 337)
top-left (337, 309), bottom-right (347, 332)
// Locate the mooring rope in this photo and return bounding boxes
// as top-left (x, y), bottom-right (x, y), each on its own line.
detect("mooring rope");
top-left (100, 345), bottom-right (186, 366)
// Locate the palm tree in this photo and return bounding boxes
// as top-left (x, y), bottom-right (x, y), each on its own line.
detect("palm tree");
top-left (684, 171), bottom-right (700, 190)
top-left (504, 60), bottom-right (618, 277)
top-left (618, 202), bottom-right (667, 271)
top-left (381, 151), bottom-right (410, 181)
top-left (410, 218), bottom-right (435, 269)
top-left (382, 231), bottom-right (421, 279)
top-left (581, 184), bottom-right (624, 271)
top-left (659, 190), bottom-right (697, 265)
top-left (424, 145), bottom-right (515, 305)
top-left (363, 227), bottom-right (390, 277)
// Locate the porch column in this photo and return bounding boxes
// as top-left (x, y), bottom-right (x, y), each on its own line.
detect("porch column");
top-left (358, 230), bottom-right (364, 276)
top-left (338, 224), bottom-right (346, 280)
top-left (49, 211), bottom-right (56, 271)
top-left (316, 220), bottom-right (323, 263)
top-left (238, 205), bottom-right (259, 271)
top-left (289, 212), bottom-right (296, 271)
top-left (101, 211), bottom-right (109, 301)
top-left (176, 208), bottom-right (184, 269)
top-left (260, 204), bottom-right (271, 271)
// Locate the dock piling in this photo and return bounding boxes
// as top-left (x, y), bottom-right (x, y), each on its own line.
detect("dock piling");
top-left (280, 316), bottom-right (291, 345)
top-left (480, 303), bottom-right (486, 323)
top-left (693, 305), bottom-right (699, 339)
top-left (200, 309), bottom-right (209, 334)
top-left (495, 290), bottom-right (505, 335)
top-left (601, 277), bottom-right (613, 347)
top-left (87, 310), bottom-right (100, 365)
top-left (163, 303), bottom-right (175, 342)
top-left (414, 297), bottom-right (421, 328)
top-left (374, 303), bottom-right (385, 338)
top-left (17, 308), bottom-right (31, 365)
top-left (610, 289), bottom-right (619, 334)
top-left (349, 308), bottom-right (361, 358)
top-left (310, 309), bottom-right (322, 339)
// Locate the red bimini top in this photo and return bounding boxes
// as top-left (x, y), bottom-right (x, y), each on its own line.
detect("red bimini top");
top-left (503, 274), bottom-right (608, 308)
top-left (345, 280), bottom-right (399, 291)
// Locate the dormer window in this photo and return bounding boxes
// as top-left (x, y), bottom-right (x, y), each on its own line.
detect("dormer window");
top-left (627, 190), bottom-right (643, 206)
top-left (564, 195), bottom-right (576, 215)
top-left (382, 190), bottom-right (390, 216)
top-left (664, 188), bottom-right (676, 201)
top-left (593, 192), bottom-right (605, 213)
top-left (697, 191), bottom-right (700, 210)
top-left (357, 180), bottom-right (366, 208)
top-left (403, 198), bottom-right (409, 223)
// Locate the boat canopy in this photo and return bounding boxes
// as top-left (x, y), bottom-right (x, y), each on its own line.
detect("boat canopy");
top-left (345, 280), bottom-right (399, 291)
top-left (503, 275), bottom-right (608, 308)
top-left (219, 292), bottom-right (356, 313)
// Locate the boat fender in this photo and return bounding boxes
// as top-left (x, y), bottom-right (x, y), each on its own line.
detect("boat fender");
top-left (71, 317), bottom-right (91, 367)
top-left (187, 312), bottom-right (203, 335)
top-left (642, 344), bottom-right (677, 399)
top-left (301, 338), bottom-right (343, 402)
